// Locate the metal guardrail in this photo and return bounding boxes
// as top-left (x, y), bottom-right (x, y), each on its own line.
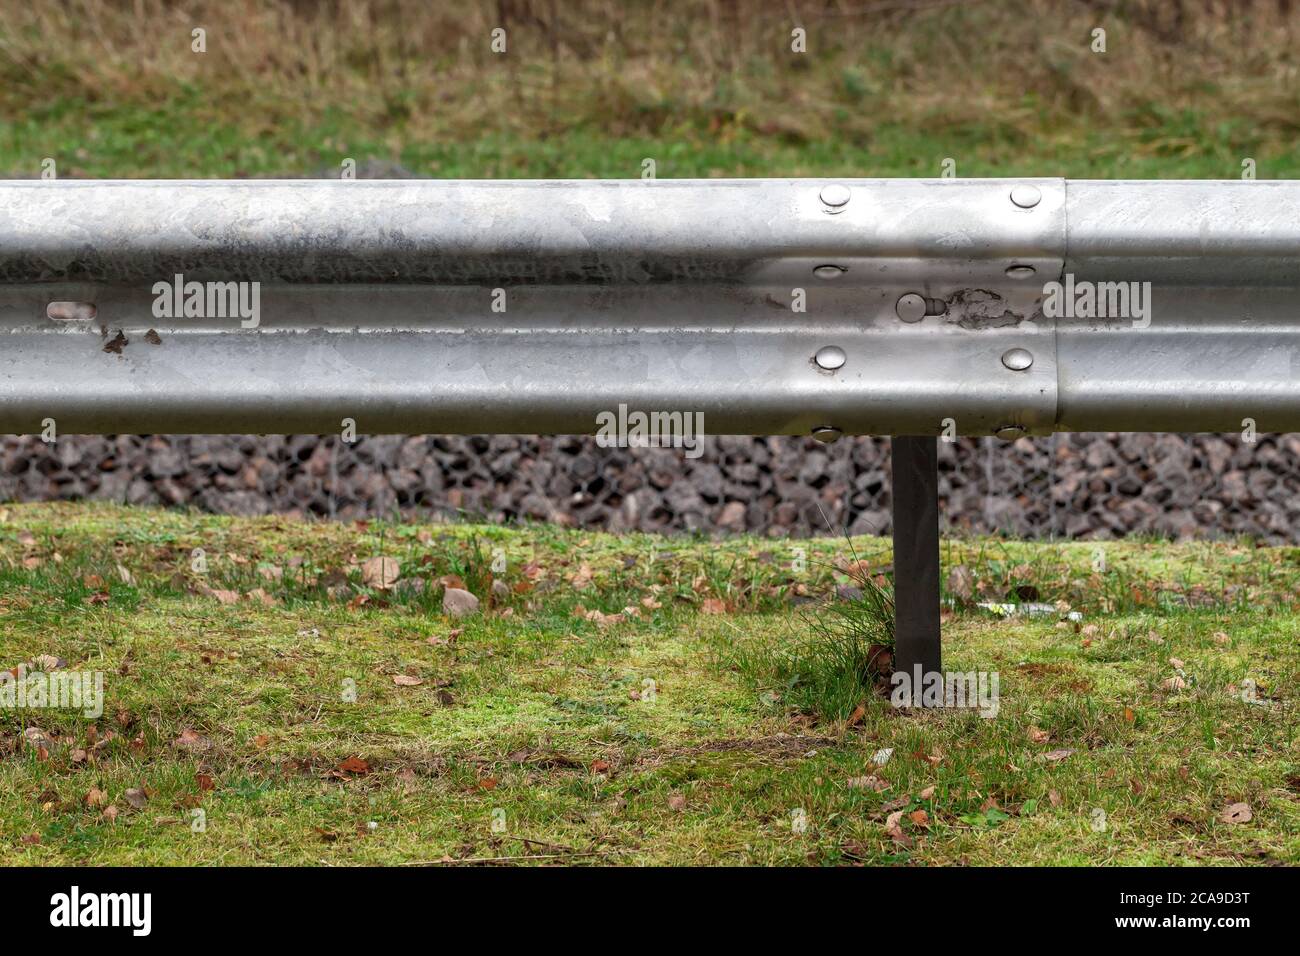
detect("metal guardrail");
top-left (3, 178), bottom-right (1297, 438)
top-left (4, 175), bottom-right (1296, 683)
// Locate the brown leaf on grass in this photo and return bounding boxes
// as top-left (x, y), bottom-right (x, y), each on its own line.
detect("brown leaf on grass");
top-left (361, 556), bottom-right (401, 590)
top-left (1169, 657), bottom-right (1186, 670)
top-left (1040, 749), bottom-right (1076, 763)
top-left (908, 809), bottom-right (930, 827)
top-left (200, 586), bottom-right (240, 605)
top-left (847, 775), bottom-right (888, 792)
top-left (252, 734), bottom-right (270, 749)
top-left (846, 703), bottom-right (866, 727)
top-left (667, 793), bottom-right (687, 811)
top-left (245, 587), bottom-right (279, 607)
top-left (82, 574), bottom-right (105, 589)
top-left (1048, 789), bottom-right (1062, 807)
top-left (84, 787), bottom-right (108, 807)
top-left (1212, 631), bottom-right (1230, 646)
top-left (919, 785), bottom-right (936, 800)
top-left (87, 591), bottom-right (111, 605)
top-left (1219, 802), bottom-right (1253, 825)
top-left (591, 759), bottom-right (611, 774)
top-left (700, 598), bottom-right (728, 615)
top-left (1123, 707), bottom-right (1136, 723)
top-left (391, 674), bottom-right (424, 687)
top-left (102, 806), bottom-right (119, 823)
top-left (123, 787), bottom-right (148, 809)
top-left (569, 563), bottom-right (594, 589)
top-left (884, 810), bottom-right (913, 847)
top-left (1160, 676), bottom-right (1187, 691)
top-left (196, 773), bottom-right (215, 792)
top-left (337, 756), bottom-right (370, 775)
top-left (173, 729), bottom-right (213, 752)
top-left (946, 565), bottom-right (975, 602)
top-left (1027, 725), bottom-right (1051, 744)
top-left (640, 596), bottom-right (662, 610)
top-left (20, 834), bottom-right (40, 845)
top-left (476, 777), bottom-right (498, 792)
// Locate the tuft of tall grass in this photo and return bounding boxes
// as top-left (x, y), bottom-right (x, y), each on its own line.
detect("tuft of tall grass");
top-left (729, 558), bottom-right (895, 722)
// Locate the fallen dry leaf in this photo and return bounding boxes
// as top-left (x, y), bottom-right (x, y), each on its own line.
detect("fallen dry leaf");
top-left (84, 787), bottom-right (108, 808)
top-left (919, 785), bottom-right (936, 800)
top-left (700, 598), bottom-right (728, 615)
top-left (1041, 749), bottom-right (1076, 762)
top-left (361, 556), bottom-right (401, 590)
top-left (1219, 802), bottom-right (1253, 825)
top-left (847, 775), bottom-right (888, 792)
top-left (1160, 676), bottom-right (1187, 691)
top-left (667, 793), bottom-right (687, 811)
top-left (123, 787), bottom-right (148, 809)
top-left (884, 810), bottom-right (913, 846)
top-left (1027, 725), bottom-right (1051, 744)
top-left (173, 729), bottom-right (213, 752)
top-left (391, 674), bottom-right (424, 687)
top-left (337, 756), bottom-right (370, 775)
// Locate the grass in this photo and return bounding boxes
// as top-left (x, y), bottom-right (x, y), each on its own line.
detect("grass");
top-left (1, 501), bottom-right (1297, 865)
top-left (3, 1), bottom-right (1300, 180)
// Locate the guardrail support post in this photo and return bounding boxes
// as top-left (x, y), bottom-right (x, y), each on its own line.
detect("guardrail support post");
top-left (891, 436), bottom-right (941, 698)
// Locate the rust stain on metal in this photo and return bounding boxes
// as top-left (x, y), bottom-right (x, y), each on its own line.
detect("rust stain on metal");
top-left (144, 329), bottom-right (163, 345)
top-left (943, 289), bottom-right (1025, 330)
top-left (103, 330), bottom-right (128, 354)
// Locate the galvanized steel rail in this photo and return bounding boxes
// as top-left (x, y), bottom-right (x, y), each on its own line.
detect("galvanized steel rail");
top-left (2, 177), bottom-right (1296, 438)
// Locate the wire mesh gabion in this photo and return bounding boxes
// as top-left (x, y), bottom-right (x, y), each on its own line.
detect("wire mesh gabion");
top-left (1, 433), bottom-right (1295, 542)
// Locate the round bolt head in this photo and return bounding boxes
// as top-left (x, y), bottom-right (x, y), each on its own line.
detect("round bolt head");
top-left (811, 426), bottom-right (843, 444)
top-left (814, 345), bottom-right (847, 371)
top-left (896, 293), bottom-right (927, 323)
top-left (1005, 264), bottom-right (1036, 279)
top-left (1010, 184), bottom-right (1042, 209)
top-left (995, 424), bottom-right (1026, 441)
top-left (813, 264), bottom-right (845, 279)
top-left (1001, 347), bottom-right (1034, 371)
top-left (820, 183), bottom-right (851, 209)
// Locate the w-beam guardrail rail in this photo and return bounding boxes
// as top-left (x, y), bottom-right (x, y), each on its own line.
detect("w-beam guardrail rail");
top-left (3, 177), bottom-right (1297, 684)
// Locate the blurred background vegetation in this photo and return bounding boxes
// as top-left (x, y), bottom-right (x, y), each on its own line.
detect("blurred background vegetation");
top-left (1, 0), bottom-right (1298, 179)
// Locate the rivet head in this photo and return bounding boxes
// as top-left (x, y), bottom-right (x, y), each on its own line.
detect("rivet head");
top-left (1001, 347), bottom-right (1033, 371)
top-left (1005, 264), bottom-right (1036, 279)
top-left (811, 426), bottom-right (843, 443)
top-left (820, 183), bottom-right (851, 210)
top-left (46, 301), bottom-right (97, 322)
top-left (896, 293), bottom-right (927, 323)
top-left (1010, 184), bottom-right (1041, 209)
top-left (814, 345), bottom-right (846, 371)
top-left (995, 425), bottom-right (1026, 441)
top-left (814, 264), bottom-right (845, 279)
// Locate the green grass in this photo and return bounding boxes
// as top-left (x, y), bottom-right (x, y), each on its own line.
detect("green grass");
top-left (1, 502), bottom-right (1297, 865)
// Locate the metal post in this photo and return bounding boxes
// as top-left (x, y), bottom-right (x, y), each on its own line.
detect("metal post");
top-left (891, 436), bottom-right (941, 695)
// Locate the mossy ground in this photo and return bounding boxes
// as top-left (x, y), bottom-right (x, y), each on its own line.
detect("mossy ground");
top-left (0, 502), bottom-right (1296, 865)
